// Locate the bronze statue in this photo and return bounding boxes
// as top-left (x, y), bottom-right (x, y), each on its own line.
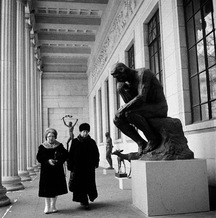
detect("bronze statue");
top-left (112, 149), bottom-right (127, 175)
top-left (111, 63), bottom-right (168, 154)
top-left (62, 115), bottom-right (78, 151)
top-left (111, 63), bottom-right (194, 160)
top-left (105, 132), bottom-right (114, 169)
top-left (112, 149), bottom-right (140, 177)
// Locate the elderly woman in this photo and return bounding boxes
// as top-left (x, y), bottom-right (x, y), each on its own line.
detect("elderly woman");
top-left (36, 128), bottom-right (68, 214)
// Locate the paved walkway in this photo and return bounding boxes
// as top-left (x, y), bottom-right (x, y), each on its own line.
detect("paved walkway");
top-left (0, 167), bottom-right (215, 218)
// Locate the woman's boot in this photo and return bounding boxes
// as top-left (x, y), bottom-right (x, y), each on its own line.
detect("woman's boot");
top-left (50, 197), bottom-right (57, 212)
top-left (44, 198), bottom-right (51, 214)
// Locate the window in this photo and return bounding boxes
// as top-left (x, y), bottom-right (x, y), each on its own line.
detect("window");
top-left (148, 10), bottom-right (163, 83)
top-left (98, 89), bottom-right (103, 143)
top-left (105, 79), bottom-right (110, 133)
top-left (93, 96), bottom-right (97, 142)
top-left (127, 44), bottom-right (135, 69)
top-left (114, 79), bottom-right (122, 140)
top-left (184, 0), bottom-right (216, 122)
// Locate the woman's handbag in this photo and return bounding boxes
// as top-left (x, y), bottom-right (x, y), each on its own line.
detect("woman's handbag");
top-left (68, 171), bottom-right (75, 192)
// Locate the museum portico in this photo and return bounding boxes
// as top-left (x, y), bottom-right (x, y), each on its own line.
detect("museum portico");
top-left (0, 0), bottom-right (216, 214)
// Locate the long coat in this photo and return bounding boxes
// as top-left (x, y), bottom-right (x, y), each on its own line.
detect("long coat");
top-left (36, 143), bottom-right (68, 197)
top-left (67, 135), bottom-right (100, 203)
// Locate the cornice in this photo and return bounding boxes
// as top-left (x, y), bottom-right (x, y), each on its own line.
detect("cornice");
top-left (42, 72), bottom-right (87, 80)
top-left (88, 0), bottom-right (143, 90)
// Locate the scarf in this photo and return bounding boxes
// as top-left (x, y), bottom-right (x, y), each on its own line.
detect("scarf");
top-left (77, 134), bottom-right (91, 143)
top-left (42, 140), bottom-right (61, 149)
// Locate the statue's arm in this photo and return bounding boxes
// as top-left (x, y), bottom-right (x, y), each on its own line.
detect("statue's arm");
top-left (119, 96), bottom-right (142, 114)
top-left (139, 69), bottom-right (152, 102)
top-left (118, 69), bottom-right (152, 113)
top-left (62, 117), bottom-right (69, 127)
top-left (72, 118), bottom-right (78, 127)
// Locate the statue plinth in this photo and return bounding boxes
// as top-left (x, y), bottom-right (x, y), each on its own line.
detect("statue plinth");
top-left (131, 159), bottom-right (209, 216)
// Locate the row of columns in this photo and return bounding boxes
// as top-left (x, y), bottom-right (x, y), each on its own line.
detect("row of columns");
top-left (0, 0), bottom-right (42, 206)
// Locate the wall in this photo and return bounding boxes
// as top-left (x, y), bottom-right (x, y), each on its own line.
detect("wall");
top-left (88, 0), bottom-right (216, 193)
top-left (42, 73), bottom-right (88, 146)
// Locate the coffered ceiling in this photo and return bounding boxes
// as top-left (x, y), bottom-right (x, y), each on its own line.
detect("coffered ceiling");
top-left (31, 0), bottom-right (109, 75)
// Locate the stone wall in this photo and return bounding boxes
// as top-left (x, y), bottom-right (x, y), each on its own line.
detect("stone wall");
top-left (42, 73), bottom-right (88, 146)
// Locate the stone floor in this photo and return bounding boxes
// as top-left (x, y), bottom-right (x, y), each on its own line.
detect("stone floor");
top-left (0, 167), bottom-right (215, 218)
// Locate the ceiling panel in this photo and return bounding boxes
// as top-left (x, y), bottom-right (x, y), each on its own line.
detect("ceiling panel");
top-left (32, 0), bottom-right (109, 74)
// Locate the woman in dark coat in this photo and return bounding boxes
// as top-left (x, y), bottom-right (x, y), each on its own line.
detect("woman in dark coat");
top-left (36, 128), bottom-right (68, 214)
top-left (67, 123), bottom-right (100, 210)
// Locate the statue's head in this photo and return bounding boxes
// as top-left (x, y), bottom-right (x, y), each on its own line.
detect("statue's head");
top-left (105, 132), bottom-right (110, 137)
top-left (111, 62), bottom-right (128, 81)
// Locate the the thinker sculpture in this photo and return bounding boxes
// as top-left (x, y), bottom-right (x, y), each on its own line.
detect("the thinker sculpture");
top-left (111, 63), bottom-right (194, 161)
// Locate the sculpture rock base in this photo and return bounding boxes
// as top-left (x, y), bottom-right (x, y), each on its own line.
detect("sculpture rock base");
top-left (140, 117), bottom-right (194, 161)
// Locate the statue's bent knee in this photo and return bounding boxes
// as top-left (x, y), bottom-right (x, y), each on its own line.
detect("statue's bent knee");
top-left (113, 116), bottom-right (124, 128)
top-left (125, 111), bottom-right (142, 124)
top-left (125, 111), bottom-right (134, 122)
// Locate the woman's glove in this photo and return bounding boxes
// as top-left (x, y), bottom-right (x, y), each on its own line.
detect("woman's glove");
top-left (48, 159), bottom-right (57, 166)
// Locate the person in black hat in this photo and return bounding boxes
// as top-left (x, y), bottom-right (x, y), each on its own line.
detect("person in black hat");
top-left (67, 123), bottom-right (100, 210)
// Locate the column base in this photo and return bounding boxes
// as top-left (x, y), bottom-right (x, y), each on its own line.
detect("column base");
top-left (33, 164), bottom-right (39, 172)
top-left (19, 171), bottom-right (32, 182)
top-left (2, 176), bottom-right (24, 192)
top-left (27, 167), bottom-right (37, 176)
top-left (0, 186), bottom-right (10, 207)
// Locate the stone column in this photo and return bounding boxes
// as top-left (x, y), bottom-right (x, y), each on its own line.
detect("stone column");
top-left (17, 0), bottom-right (31, 182)
top-left (25, 29), bottom-right (36, 176)
top-left (30, 37), bottom-right (38, 171)
top-left (1, 0), bottom-right (24, 191)
top-left (33, 66), bottom-right (41, 171)
top-left (33, 64), bottom-right (40, 172)
top-left (38, 70), bottom-right (43, 144)
top-left (0, 0), bottom-right (11, 207)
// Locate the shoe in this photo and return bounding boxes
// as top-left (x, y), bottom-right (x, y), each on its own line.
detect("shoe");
top-left (51, 209), bottom-right (58, 213)
top-left (84, 205), bottom-right (90, 210)
top-left (80, 202), bottom-right (90, 210)
top-left (44, 210), bottom-right (51, 214)
top-left (107, 167), bottom-right (114, 169)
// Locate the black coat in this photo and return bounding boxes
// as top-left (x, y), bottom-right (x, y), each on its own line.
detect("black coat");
top-left (67, 135), bottom-right (100, 203)
top-left (36, 143), bottom-right (68, 197)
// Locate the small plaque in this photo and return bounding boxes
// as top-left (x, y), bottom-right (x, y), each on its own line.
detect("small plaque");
top-left (115, 172), bottom-right (127, 178)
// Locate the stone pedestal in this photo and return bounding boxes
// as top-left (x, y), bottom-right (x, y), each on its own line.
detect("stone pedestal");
top-left (103, 168), bottom-right (114, 175)
top-left (131, 159), bottom-right (209, 216)
top-left (115, 177), bottom-right (131, 190)
top-left (115, 172), bottom-right (127, 178)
